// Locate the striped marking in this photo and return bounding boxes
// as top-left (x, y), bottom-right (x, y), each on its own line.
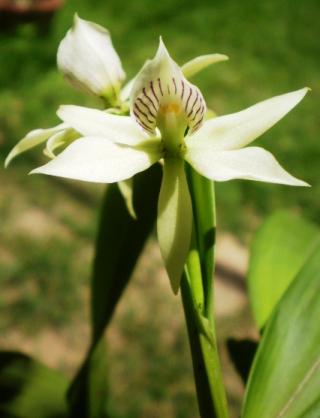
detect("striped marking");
top-left (133, 76), bottom-right (205, 135)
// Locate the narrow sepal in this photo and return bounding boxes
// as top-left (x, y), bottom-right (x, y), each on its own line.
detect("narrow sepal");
top-left (5, 123), bottom-right (67, 167)
top-left (186, 146), bottom-right (309, 186)
top-left (157, 158), bottom-right (193, 293)
top-left (181, 54), bottom-right (229, 79)
top-left (188, 88), bottom-right (310, 150)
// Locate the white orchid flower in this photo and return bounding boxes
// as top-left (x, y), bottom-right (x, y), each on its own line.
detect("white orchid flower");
top-left (5, 20), bottom-right (227, 217)
top-left (23, 40), bottom-right (311, 292)
top-left (5, 15), bottom-right (226, 170)
top-left (57, 14), bottom-right (126, 105)
top-left (58, 14), bottom-right (229, 106)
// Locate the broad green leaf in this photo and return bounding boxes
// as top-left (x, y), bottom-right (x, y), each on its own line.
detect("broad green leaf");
top-left (91, 163), bottom-right (162, 341)
top-left (248, 211), bottom-right (319, 328)
top-left (67, 164), bottom-right (162, 418)
top-left (0, 351), bottom-right (68, 418)
top-left (242, 242), bottom-right (320, 418)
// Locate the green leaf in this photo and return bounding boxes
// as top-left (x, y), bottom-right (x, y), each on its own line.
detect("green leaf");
top-left (67, 164), bottom-right (162, 418)
top-left (248, 211), bottom-right (319, 328)
top-left (0, 351), bottom-right (68, 418)
top-left (242, 242), bottom-right (320, 418)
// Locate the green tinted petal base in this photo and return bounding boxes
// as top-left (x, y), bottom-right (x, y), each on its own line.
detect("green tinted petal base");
top-left (157, 158), bottom-right (192, 293)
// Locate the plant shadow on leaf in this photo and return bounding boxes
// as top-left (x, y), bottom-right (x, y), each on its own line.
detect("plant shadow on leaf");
top-left (226, 338), bottom-right (258, 385)
top-left (67, 164), bottom-right (163, 418)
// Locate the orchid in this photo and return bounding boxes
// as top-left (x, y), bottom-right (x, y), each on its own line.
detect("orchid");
top-left (57, 14), bottom-right (126, 105)
top-left (5, 15), bottom-right (227, 169)
top-left (27, 39), bottom-right (309, 293)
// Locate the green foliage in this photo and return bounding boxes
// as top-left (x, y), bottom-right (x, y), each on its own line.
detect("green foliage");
top-left (68, 165), bottom-right (162, 418)
top-left (248, 211), bottom-right (320, 328)
top-left (0, 237), bottom-right (90, 329)
top-left (0, 1), bottom-right (319, 417)
top-left (0, 351), bottom-right (68, 418)
top-left (242, 241), bottom-right (320, 418)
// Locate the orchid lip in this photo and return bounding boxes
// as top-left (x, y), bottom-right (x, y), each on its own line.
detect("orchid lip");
top-left (132, 76), bottom-right (206, 136)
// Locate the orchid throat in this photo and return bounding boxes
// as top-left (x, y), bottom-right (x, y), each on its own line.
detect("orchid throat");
top-left (131, 41), bottom-right (206, 157)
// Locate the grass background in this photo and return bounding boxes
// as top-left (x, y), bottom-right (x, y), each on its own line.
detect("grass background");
top-left (0, 0), bottom-right (319, 417)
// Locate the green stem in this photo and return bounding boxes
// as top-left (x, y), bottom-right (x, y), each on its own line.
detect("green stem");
top-left (181, 164), bottom-right (229, 418)
top-left (181, 272), bottom-right (216, 418)
top-left (186, 165), bottom-right (216, 323)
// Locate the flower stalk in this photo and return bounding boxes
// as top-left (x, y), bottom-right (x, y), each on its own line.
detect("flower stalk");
top-left (182, 165), bottom-right (229, 418)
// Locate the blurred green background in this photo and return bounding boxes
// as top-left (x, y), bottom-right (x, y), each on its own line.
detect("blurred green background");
top-left (0, 0), bottom-right (319, 417)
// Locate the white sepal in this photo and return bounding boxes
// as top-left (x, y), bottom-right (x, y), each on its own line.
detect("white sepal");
top-left (57, 14), bottom-right (125, 102)
top-left (181, 54), bottom-right (229, 79)
top-left (57, 105), bottom-right (154, 146)
top-left (186, 146), bottom-right (309, 186)
top-left (187, 88), bottom-right (310, 150)
top-left (5, 123), bottom-right (67, 167)
top-left (157, 158), bottom-right (192, 294)
top-left (31, 137), bottom-right (162, 183)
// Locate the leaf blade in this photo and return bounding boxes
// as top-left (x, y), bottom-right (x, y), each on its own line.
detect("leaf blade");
top-left (248, 211), bottom-right (319, 328)
top-left (67, 164), bottom-right (162, 418)
top-left (242, 242), bottom-right (320, 418)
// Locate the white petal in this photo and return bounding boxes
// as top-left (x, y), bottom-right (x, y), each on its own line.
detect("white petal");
top-left (181, 54), bottom-right (229, 79)
top-left (131, 38), bottom-right (206, 135)
top-left (5, 123), bottom-right (67, 167)
top-left (57, 14), bottom-right (125, 101)
top-left (186, 146), bottom-right (309, 186)
top-left (57, 105), bottom-right (153, 145)
top-left (45, 128), bottom-right (80, 158)
top-left (157, 159), bottom-right (193, 294)
top-left (31, 137), bottom-right (162, 183)
top-left (187, 88), bottom-right (310, 150)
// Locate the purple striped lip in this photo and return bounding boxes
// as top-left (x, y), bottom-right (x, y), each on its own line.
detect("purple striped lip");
top-left (133, 76), bottom-right (206, 134)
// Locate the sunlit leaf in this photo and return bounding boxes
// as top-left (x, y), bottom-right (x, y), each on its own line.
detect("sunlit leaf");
top-left (248, 211), bottom-right (319, 328)
top-left (242, 242), bottom-right (320, 418)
